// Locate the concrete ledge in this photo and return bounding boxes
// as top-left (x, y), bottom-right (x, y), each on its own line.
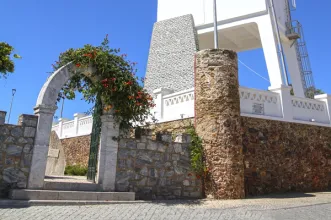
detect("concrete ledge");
top-left (43, 181), bottom-right (99, 191)
top-left (0, 199), bottom-right (146, 207)
top-left (10, 190), bottom-right (135, 201)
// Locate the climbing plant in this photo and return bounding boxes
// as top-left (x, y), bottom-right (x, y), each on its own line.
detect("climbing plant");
top-left (186, 125), bottom-right (205, 176)
top-left (0, 42), bottom-right (21, 78)
top-left (52, 35), bottom-right (155, 133)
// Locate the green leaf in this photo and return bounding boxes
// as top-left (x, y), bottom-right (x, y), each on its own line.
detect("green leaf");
top-left (13, 54), bottom-right (22, 59)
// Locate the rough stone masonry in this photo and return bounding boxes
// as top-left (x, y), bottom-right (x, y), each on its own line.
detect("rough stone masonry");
top-left (115, 132), bottom-right (202, 200)
top-left (195, 49), bottom-right (245, 199)
top-left (0, 111), bottom-right (38, 197)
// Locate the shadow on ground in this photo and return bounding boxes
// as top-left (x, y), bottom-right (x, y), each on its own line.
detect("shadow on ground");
top-left (246, 191), bottom-right (321, 199)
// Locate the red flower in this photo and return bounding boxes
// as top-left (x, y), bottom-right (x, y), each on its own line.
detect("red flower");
top-left (196, 175), bottom-right (201, 179)
top-left (125, 81), bottom-right (133, 86)
top-left (101, 79), bottom-right (108, 83)
top-left (111, 78), bottom-right (116, 81)
top-left (76, 63), bottom-right (81, 67)
top-left (112, 87), bottom-right (117, 92)
top-left (83, 53), bottom-right (93, 58)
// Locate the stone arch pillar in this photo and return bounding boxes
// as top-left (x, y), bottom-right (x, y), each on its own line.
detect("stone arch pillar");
top-left (28, 63), bottom-right (75, 189)
top-left (28, 63), bottom-right (120, 191)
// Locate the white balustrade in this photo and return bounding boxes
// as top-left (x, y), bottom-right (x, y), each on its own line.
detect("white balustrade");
top-left (291, 96), bottom-right (329, 124)
top-left (239, 87), bottom-right (282, 118)
top-left (163, 88), bottom-right (195, 121)
top-left (77, 116), bottom-right (93, 136)
top-left (52, 114), bottom-right (93, 139)
top-left (52, 87), bottom-right (331, 138)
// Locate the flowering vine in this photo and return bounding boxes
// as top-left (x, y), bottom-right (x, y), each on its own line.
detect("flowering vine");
top-left (52, 35), bottom-right (154, 132)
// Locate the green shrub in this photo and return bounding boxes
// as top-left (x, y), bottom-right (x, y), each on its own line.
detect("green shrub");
top-left (64, 165), bottom-right (88, 176)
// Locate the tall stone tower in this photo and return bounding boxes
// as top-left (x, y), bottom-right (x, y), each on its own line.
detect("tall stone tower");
top-left (144, 15), bottom-right (199, 95)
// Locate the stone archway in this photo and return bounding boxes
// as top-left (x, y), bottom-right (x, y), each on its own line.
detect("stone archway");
top-left (27, 63), bottom-right (119, 191)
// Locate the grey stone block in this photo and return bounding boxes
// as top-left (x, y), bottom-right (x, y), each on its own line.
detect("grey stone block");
top-left (6, 145), bottom-right (23, 156)
top-left (5, 136), bottom-right (15, 144)
top-left (18, 137), bottom-right (28, 144)
top-left (0, 126), bottom-right (9, 135)
top-left (126, 141), bottom-right (137, 149)
top-left (11, 127), bottom-right (23, 137)
top-left (147, 140), bottom-right (158, 151)
top-left (24, 127), bottom-right (36, 138)
top-left (144, 14), bottom-right (199, 94)
top-left (18, 114), bottom-right (38, 127)
top-left (137, 143), bottom-right (146, 149)
top-left (0, 111), bottom-right (6, 125)
top-left (23, 144), bottom-right (33, 154)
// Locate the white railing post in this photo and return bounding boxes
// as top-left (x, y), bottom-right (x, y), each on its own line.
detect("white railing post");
top-left (269, 85), bottom-right (293, 121)
top-left (153, 88), bottom-right (173, 121)
top-left (73, 113), bottom-right (86, 136)
top-left (57, 118), bottom-right (64, 139)
top-left (315, 94), bottom-right (331, 124)
top-left (57, 118), bottom-right (70, 139)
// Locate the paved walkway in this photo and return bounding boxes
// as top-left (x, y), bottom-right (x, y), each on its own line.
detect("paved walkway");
top-left (1, 192), bottom-right (331, 220)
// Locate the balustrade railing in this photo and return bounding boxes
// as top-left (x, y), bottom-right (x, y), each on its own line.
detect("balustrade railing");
top-left (52, 87), bottom-right (331, 139)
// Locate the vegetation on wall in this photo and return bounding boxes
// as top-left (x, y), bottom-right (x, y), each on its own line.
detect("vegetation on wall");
top-left (64, 165), bottom-right (88, 176)
top-left (186, 125), bottom-right (205, 176)
top-left (0, 42), bottom-right (21, 78)
top-left (52, 35), bottom-right (154, 133)
top-left (290, 84), bottom-right (324, 98)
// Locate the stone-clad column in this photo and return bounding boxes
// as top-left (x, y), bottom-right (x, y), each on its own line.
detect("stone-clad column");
top-left (0, 111), bottom-right (6, 125)
top-left (195, 49), bottom-right (245, 199)
top-left (97, 113), bottom-right (119, 191)
top-left (28, 104), bottom-right (57, 189)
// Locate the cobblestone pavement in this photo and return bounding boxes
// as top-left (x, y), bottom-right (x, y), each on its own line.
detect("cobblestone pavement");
top-left (1, 192), bottom-right (331, 220)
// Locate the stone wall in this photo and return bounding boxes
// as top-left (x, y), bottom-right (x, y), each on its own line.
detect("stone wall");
top-left (147, 118), bottom-right (193, 139)
top-left (45, 131), bottom-right (66, 176)
top-left (144, 14), bottom-right (199, 95)
top-left (116, 133), bottom-right (202, 200)
top-left (0, 111), bottom-right (38, 197)
top-left (61, 135), bottom-right (90, 167)
top-left (242, 116), bottom-right (331, 196)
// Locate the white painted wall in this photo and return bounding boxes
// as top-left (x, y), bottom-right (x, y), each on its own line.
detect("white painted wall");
top-left (157, 0), bottom-right (267, 25)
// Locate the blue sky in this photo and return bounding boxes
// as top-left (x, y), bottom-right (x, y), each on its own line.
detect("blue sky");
top-left (1, 0), bottom-right (330, 123)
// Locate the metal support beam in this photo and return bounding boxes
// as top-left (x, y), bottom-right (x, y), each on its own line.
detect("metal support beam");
top-left (213, 0), bottom-right (219, 49)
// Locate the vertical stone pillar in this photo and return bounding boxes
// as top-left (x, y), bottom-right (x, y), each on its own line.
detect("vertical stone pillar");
top-left (0, 111), bottom-right (6, 125)
top-left (269, 85), bottom-right (293, 121)
top-left (73, 113), bottom-right (86, 136)
top-left (153, 88), bottom-right (173, 121)
top-left (57, 118), bottom-right (64, 139)
top-left (28, 104), bottom-right (57, 189)
top-left (195, 49), bottom-right (245, 199)
top-left (97, 113), bottom-right (120, 191)
top-left (315, 94), bottom-right (331, 124)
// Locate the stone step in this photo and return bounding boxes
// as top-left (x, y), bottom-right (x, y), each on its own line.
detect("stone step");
top-left (43, 180), bottom-right (99, 191)
top-left (10, 189), bottom-right (135, 201)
